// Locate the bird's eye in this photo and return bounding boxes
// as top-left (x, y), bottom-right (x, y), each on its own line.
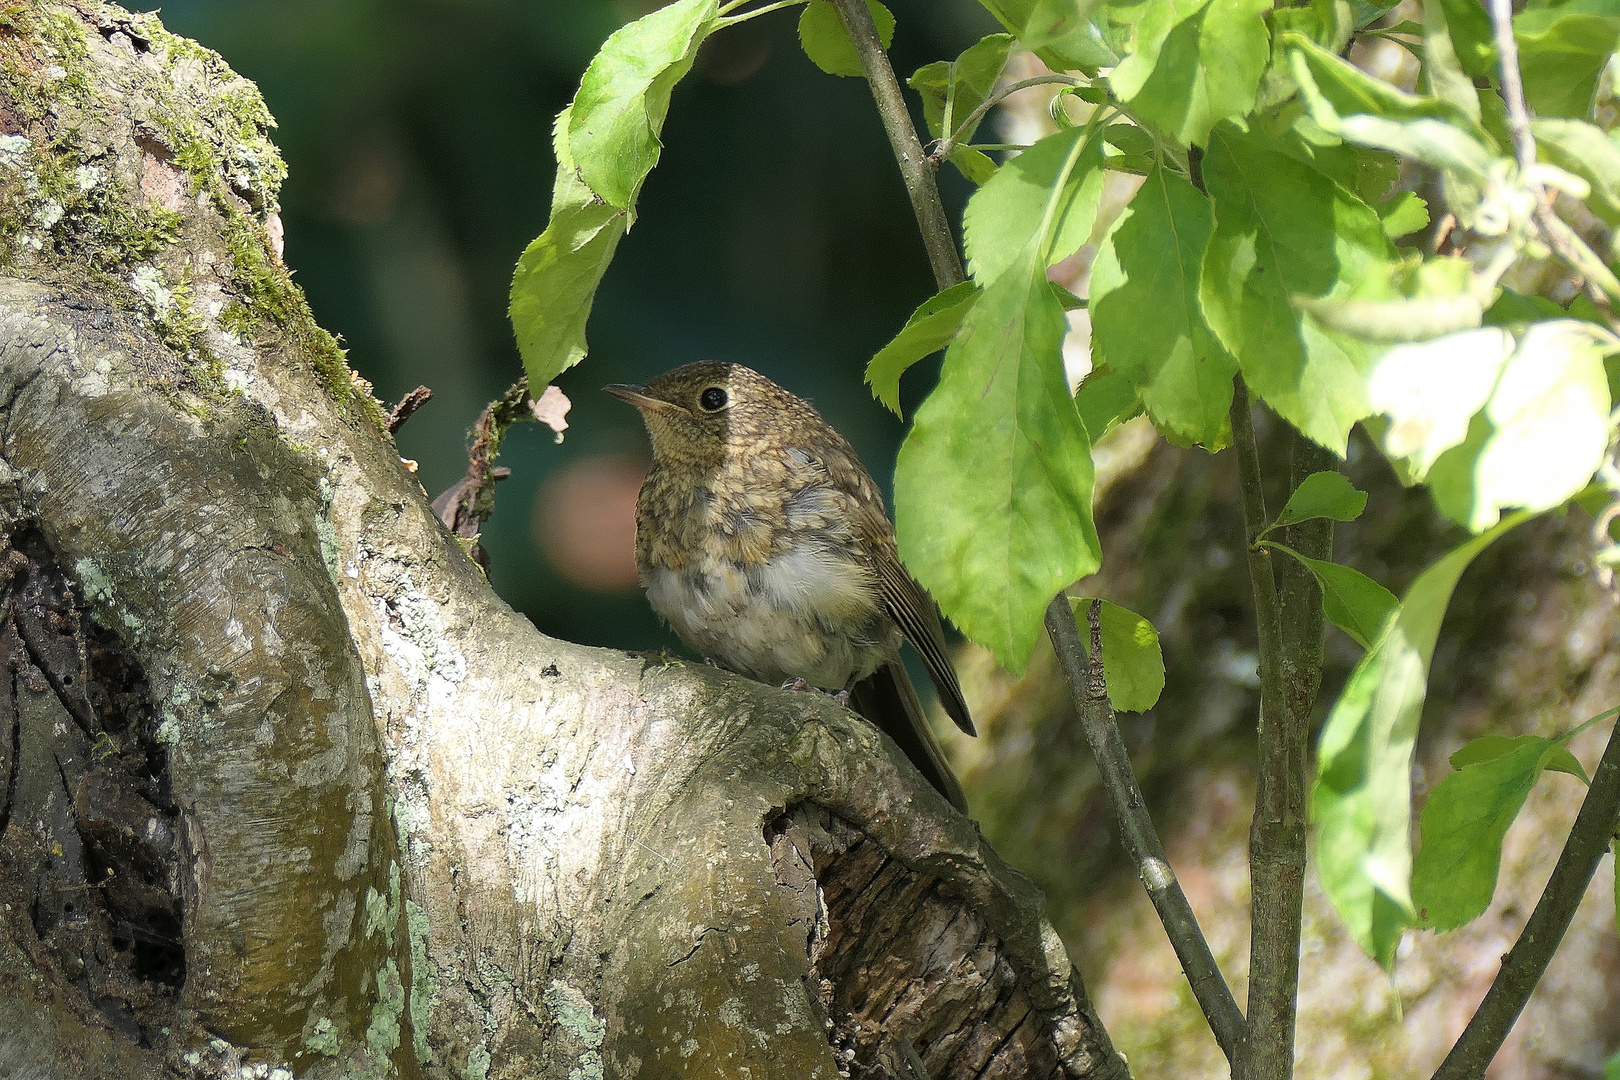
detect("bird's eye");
top-left (698, 387), bottom-right (728, 412)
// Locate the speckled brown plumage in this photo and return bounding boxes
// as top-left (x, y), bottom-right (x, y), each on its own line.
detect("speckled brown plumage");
top-left (607, 361), bottom-right (974, 811)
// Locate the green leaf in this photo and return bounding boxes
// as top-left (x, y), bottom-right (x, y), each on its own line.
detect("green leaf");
top-left (1256, 0), bottom-right (1354, 113)
top-left (1110, 0), bottom-right (1273, 148)
top-left (1435, 0), bottom-right (1497, 78)
top-left (866, 282), bottom-right (980, 415)
top-left (570, 0), bottom-right (721, 210)
top-left (1459, 320), bottom-right (1616, 531)
top-left (1073, 365), bottom-right (1142, 439)
top-left (798, 0), bottom-right (896, 78)
top-left (1102, 122), bottom-right (1154, 155)
top-left (962, 126), bottom-right (1106, 285)
top-left (977, 0), bottom-right (1119, 71)
top-left (509, 106), bottom-right (630, 386)
top-left (1367, 326), bottom-right (1516, 481)
top-left (909, 34), bottom-right (1015, 144)
top-left (1275, 471), bottom-right (1368, 527)
top-left (1377, 190), bottom-right (1430, 238)
top-left (1264, 543), bottom-right (1397, 649)
top-left (948, 146), bottom-right (1000, 184)
top-left (1533, 119), bottom-right (1620, 224)
top-left (1514, 9), bottom-right (1620, 119)
top-left (1411, 736), bottom-right (1549, 930)
top-left (1546, 745), bottom-right (1592, 784)
top-left (1421, 0), bottom-right (1481, 123)
top-left (1287, 38), bottom-right (1496, 193)
top-left (1090, 166), bottom-right (1236, 446)
top-left (1449, 733), bottom-right (1589, 783)
top-left (1199, 123), bottom-right (1395, 453)
top-left (1068, 598), bottom-right (1166, 712)
top-left (895, 243), bottom-right (1101, 674)
top-left (1312, 512), bottom-right (1528, 968)
top-left (1484, 287), bottom-right (1568, 325)
top-left (1293, 255), bottom-right (1487, 343)
top-left (1286, 32), bottom-right (1487, 139)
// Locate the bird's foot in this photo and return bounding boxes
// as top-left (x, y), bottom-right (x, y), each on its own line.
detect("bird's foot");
top-left (779, 678), bottom-right (851, 709)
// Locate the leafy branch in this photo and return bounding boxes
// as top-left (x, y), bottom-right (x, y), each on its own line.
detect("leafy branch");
top-left (1432, 716), bottom-right (1620, 1077)
top-left (928, 73), bottom-right (1084, 164)
top-left (1045, 597), bottom-right (1248, 1065)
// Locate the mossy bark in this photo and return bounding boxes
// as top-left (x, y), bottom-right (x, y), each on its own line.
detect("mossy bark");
top-left (0, 4), bottom-right (1120, 1078)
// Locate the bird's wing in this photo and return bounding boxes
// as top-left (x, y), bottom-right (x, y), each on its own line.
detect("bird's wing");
top-left (849, 658), bottom-right (968, 812)
top-left (872, 546), bottom-right (976, 736)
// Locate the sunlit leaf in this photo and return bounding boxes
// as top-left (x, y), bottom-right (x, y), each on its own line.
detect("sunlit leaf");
top-left (866, 282), bottom-right (979, 415)
top-left (1514, 8), bottom-right (1620, 119)
top-left (1421, 0), bottom-right (1481, 123)
top-left (798, 0), bottom-right (896, 78)
top-left (962, 126), bottom-right (1106, 285)
top-left (1465, 320), bottom-right (1615, 530)
top-left (977, 0), bottom-right (1119, 71)
top-left (1533, 119), bottom-right (1620, 224)
top-left (1366, 326), bottom-right (1515, 481)
top-left (570, 0), bottom-right (721, 209)
top-left (1295, 256), bottom-right (1486, 343)
top-left (1435, 0), bottom-right (1497, 77)
top-left (1090, 166), bottom-right (1235, 446)
top-left (895, 243), bottom-right (1100, 674)
top-left (909, 34), bottom-right (1014, 144)
top-left (1287, 38), bottom-right (1495, 178)
top-left (1199, 123), bottom-right (1395, 453)
top-left (1312, 513), bottom-right (1528, 968)
top-left (1110, 0), bottom-right (1273, 147)
top-left (1068, 598), bottom-right (1166, 712)
top-left (1073, 365), bottom-right (1142, 440)
top-left (1378, 190), bottom-right (1430, 238)
top-left (509, 106), bottom-right (629, 386)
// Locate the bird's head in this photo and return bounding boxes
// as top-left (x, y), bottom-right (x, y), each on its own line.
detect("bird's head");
top-left (605, 361), bottom-right (796, 466)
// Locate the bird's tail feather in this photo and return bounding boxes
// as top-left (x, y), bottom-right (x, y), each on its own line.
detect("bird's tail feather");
top-left (849, 659), bottom-right (968, 813)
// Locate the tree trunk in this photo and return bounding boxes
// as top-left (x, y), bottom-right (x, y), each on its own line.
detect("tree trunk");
top-left (0, 4), bottom-right (1122, 1077)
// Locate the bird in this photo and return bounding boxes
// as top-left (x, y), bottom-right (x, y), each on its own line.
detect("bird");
top-left (605, 361), bottom-right (975, 812)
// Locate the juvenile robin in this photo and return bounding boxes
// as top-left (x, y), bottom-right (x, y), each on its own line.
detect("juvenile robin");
top-left (605, 362), bottom-right (975, 811)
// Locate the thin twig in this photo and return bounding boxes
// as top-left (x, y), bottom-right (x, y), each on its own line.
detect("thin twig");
top-left (717, 0), bottom-right (805, 26)
top-left (1486, 0), bottom-right (1620, 315)
top-left (1229, 380), bottom-right (1299, 1080)
top-left (386, 385), bottom-right (433, 434)
top-left (430, 377), bottom-right (531, 570)
top-left (1044, 596), bottom-right (1248, 1065)
top-left (1431, 718), bottom-right (1620, 1079)
top-left (931, 74), bottom-right (1084, 163)
top-left (1488, 0), bottom-right (1535, 176)
top-left (827, 0), bottom-right (964, 290)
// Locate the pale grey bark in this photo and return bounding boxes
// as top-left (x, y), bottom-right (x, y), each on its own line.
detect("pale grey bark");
top-left (0, 4), bottom-right (1121, 1078)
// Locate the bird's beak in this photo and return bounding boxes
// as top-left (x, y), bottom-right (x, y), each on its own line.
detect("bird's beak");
top-left (604, 384), bottom-right (684, 414)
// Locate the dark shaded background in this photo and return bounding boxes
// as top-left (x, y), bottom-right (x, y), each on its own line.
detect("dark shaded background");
top-left (127, 0), bottom-right (999, 654)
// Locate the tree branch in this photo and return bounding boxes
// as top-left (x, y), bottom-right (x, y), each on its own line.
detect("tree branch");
top-left (1044, 596), bottom-right (1248, 1066)
top-left (931, 74), bottom-right (1083, 163)
top-left (1432, 718), bottom-right (1620, 1079)
top-left (1229, 380), bottom-right (1302, 1080)
top-left (827, 0), bottom-right (965, 290)
top-left (1486, 0), bottom-right (1620, 314)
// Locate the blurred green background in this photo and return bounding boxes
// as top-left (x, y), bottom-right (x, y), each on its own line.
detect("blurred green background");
top-left (122, 0), bottom-right (1000, 654)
